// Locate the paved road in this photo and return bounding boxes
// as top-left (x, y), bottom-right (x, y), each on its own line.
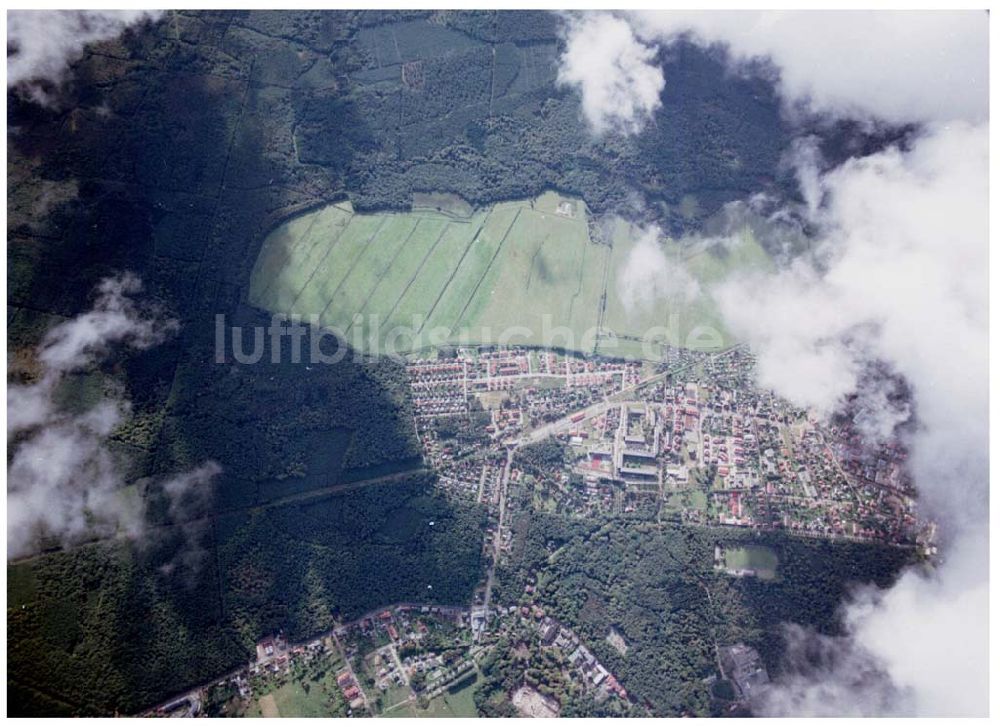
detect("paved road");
top-left (477, 447), bottom-right (515, 634)
top-left (332, 629), bottom-right (372, 716)
top-left (388, 643), bottom-right (410, 687)
top-left (516, 349), bottom-right (745, 448)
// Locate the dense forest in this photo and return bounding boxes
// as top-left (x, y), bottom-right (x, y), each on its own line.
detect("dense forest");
top-left (293, 11), bottom-right (795, 231)
top-left (217, 473), bottom-right (485, 648)
top-left (513, 437), bottom-right (568, 474)
top-left (8, 472), bottom-right (483, 716)
top-left (495, 514), bottom-right (914, 716)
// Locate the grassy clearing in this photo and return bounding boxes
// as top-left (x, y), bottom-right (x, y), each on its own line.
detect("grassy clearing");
top-left (468, 200), bottom-right (602, 349)
top-left (245, 651), bottom-right (350, 718)
top-left (381, 702), bottom-right (413, 717)
top-left (436, 689), bottom-right (478, 717)
top-left (248, 193), bottom-right (770, 359)
top-left (723, 545), bottom-right (779, 579)
top-left (251, 680), bottom-right (333, 718)
top-left (377, 672), bottom-right (481, 718)
top-left (258, 693), bottom-right (280, 717)
top-left (417, 673), bottom-right (481, 718)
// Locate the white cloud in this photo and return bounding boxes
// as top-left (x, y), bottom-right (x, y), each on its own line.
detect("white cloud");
top-left (556, 12), bottom-right (665, 135)
top-left (7, 398), bottom-right (143, 558)
top-left (8, 272), bottom-right (177, 440)
top-left (758, 531), bottom-right (988, 717)
top-left (617, 225), bottom-right (700, 312)
top-left (7, 274), bottom-right (217, 561)
top-left (7, 10), bottom-right (162, 105)
top-left (714, 122), bottom-right (988, 716)
top-left (37, 272), bottom-right (177, 374)
top-left (849, 373), bottom-right (911, 446)
top-left (756, 623), bottom-right (907, 716)
top-left (716, 121), bottom-right (988, 496)
top-left (628, 10), bottom-right (987, 126)
top-left (844, 531), bottom-right (989, 717)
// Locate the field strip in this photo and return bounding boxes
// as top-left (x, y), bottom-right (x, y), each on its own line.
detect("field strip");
top-left (596, 241), bottom-right (612, 339)
top-left (453, 207), bottom-right (522, 329)
top-left (523, 231), bottom-right (551, 290)
top-left (382, 221), bottom-right (451, 326)
top-left (565, 231), bottom-right (589, 324)
top-left (255, 208), bottom-right (347, 305)
top-left (488, 44), bottom-right (496, 117)
top-left (308, 215), bottom-right (391, 321)
top-left (344, 217), bottom-right (422, 336)
top-left (251, 208), bottom-right (326, 304)
top-left (390, 27), bottom-right (402, 63)
top-left (415, 215), bottom-right (489, 337)
top-left (259, 694), bottom-right (280, 718)
top-left (520, 44), bottom-right (534, 87)
top-left (287, 214), bottom-right (385, 313)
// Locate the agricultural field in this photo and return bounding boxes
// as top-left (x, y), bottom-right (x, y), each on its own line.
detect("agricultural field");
top-left (598, 218), bottom-right (772, 357)
top-left (248, 192), bottom-right (771, 360)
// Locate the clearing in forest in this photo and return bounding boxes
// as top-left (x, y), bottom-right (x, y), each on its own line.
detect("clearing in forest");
top-left (248, 192), bottom-right (770, 359)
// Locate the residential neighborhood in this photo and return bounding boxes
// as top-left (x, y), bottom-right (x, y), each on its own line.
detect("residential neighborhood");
top-left (408, 345), bottom-right (930, 553)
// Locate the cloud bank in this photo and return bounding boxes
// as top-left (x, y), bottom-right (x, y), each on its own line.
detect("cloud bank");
top-left (757, 530), bottom-right (988, 716)
top-left (556, 12), bottom-right (665, 134)
top-left (7, 274), bottom-right (218, 562)
top-left (7, 10), bottom-right (162, 105)
top-left (628, 10), bottom-right (987, 126)
top-left (558, 11), bottom-right (987, 133)
top-left (716, 122), bottom-right (988, 716)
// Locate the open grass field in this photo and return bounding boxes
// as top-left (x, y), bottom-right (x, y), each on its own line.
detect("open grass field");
top-left (257, 693), bottom-right (280, 717)
top-left (435, 674), bottom-right (480, 718)
top-left (381, 672), bottom-right (481, 718)
top-left (245, 651), bottom-right (349, 718)
top-left (248, 193), bottom-right (771, 360)
top-left (723, 545), bottom-right (780, 579)
top-left (249, 681), bottom-right (329, 718)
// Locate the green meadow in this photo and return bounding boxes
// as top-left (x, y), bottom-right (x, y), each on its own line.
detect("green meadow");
top-left (248, 192), bottom-right (770, 359)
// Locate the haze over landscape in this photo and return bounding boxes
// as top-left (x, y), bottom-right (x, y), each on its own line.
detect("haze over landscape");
top-left (5, 8), bottom-right (990, 719)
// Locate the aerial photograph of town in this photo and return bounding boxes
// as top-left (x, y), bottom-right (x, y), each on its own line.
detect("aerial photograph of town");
top-left (5, 5), bottom-right (992, 721)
